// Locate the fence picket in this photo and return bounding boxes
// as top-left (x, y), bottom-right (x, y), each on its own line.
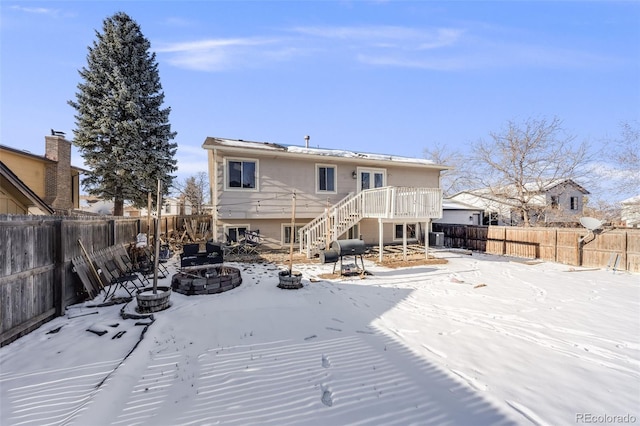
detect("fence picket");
top-left (0, 213), bottom-right (211, 347)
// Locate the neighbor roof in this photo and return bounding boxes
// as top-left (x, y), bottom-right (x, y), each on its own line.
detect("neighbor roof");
top-left (442, 199), bottom-right (483, 210)
top-left (459, 179), bottom-right (589, 198)
top-left (0, 144), bottom-right (88, 173)
top-left (0, 161), bottom-right (55, 214)
top-left (202, 137), bottom-right (449, 169)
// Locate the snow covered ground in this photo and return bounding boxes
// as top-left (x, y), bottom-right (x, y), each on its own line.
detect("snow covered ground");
top-left (1, 252), bottom-right (638, 426)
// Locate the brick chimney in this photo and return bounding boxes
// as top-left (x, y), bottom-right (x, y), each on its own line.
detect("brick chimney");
top-left (44, 134), bottom-right (73, 212)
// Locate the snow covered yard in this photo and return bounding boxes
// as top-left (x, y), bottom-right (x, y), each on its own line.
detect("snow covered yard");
top-left (0, 252), bottom-right (638, 426)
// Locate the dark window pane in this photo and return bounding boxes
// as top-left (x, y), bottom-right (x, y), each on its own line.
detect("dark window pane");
top-left (326, 168), bottom-right (335, 191)
top-left (318, 167), bottom-right (335, 191)
top-left (319, 167), bottom-right (327, 191)
top-left (242, 162), bottom-right (256, 188)
top-left (361, 172), bottom-right (370, 190)
top-left (229, 161), bottom-right (242, 188)
top-left (374, 173), bottom-right (384, 188)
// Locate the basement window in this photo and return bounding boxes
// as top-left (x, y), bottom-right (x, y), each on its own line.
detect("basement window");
top-left (394, 223), bottom-right (417, 241)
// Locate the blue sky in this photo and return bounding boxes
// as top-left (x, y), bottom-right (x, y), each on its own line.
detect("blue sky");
top-left (1, 1), bottom-right (639, 200)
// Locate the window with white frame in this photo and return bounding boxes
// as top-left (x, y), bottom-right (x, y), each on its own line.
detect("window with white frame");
top-left (225, 225), bottom-right (248, 243)
top-left (394, 223), bottom-right (417, 240)
top-left (226, 159), bottom-right (257, 190)
top-left (570, 196), bottom-right (579, 210)
top-left (282, 224), bottom-right (304, 245)
top-left (358, 168), bottom-right (386, 191)
top-left (317, 164), bottom-right (336, 193)
top-left (550, 195), bottom-right (559, 209)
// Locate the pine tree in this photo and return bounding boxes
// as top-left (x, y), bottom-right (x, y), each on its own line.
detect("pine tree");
top-left (69, 12), bottom-right (177, 215)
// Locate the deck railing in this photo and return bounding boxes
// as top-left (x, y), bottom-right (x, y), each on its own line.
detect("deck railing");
top-left (299, 186), bottom-right (442, 257)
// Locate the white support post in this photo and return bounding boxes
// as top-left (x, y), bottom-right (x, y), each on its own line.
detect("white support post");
top-left (424, 220), bottom-right (430, 259)
top-left (378, 218), bottom-right (384, 263)
top-left (325, 207), bottom-right (330, 248)
top-left (403, 222), bottom-right (407, 261)
top-left (390, 187), bottom-right (396, 219)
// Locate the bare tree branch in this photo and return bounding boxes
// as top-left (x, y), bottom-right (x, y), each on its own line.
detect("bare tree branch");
top-left (609, 120), bottom-right (640, 196)
top-left (470, 117), bottom-right (591, 226)
top-left (423, 142), bottom-right (473, 196)
top-left (174, 172), bottom-right (209, 214)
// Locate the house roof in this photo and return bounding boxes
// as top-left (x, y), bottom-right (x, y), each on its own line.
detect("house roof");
top-left (456, 178), bottom-right (589, 199)
top-left (620, 195), bottom-right (640, 205)
top-left (449, 190), bottom-right (522, 208)
top-left (0, 161), bottom-right (55, 214)
top-left (202, 137), bottom-right (449, 170)
top-left (522, 178), bottom-right (589, 195)
top-left (442, 199), bottom-right (483, 211)
top-left (0, 144), bottom-right (57, 164)
top-left (0, 144), bottom-right (88, 173)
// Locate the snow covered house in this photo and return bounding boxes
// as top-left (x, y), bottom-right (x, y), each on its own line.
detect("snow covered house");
top-left (78, 196), bottom-right (192, 217)
top-left (448, 179), bottom-right (589, 226)
top-left (203, 137), bottom-right (446, 256)
top-left (620, 195), bottom-right (640, 227)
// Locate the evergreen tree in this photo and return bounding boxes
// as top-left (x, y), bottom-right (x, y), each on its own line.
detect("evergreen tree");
top-left (69, 12), bottom-right (177, 215)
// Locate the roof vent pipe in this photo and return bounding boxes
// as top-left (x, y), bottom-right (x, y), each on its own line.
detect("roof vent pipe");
top-left (304, 135), bottom-right (310, 148)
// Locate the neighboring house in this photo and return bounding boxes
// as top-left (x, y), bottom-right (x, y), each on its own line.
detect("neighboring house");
top-left (79, 196), bottom-right (192, 217)
top-left (620, 195), bottom-right (640, 227)
top-left (78, 195), bottom-right (115, 215)
top-left (449, 179), bottom-right (589, 226)
top-left (0, 134), bottom-right (83, 215)
top-left (435, 199), bottom-right (484, 225)
top-left (203, 137), bottom-right (446, 256)
top-left (0, 161), bottom-right (54, 215)
top-left (130, 197), bottom-right (193, 217)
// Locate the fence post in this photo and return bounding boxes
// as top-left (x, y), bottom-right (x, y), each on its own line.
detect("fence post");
top-left (53, 220), bottom-right (65, 316)
top-left (109, 219), bottom-right (116, 246)
top-left (624, 231), bottom-right (628, 271)
top-left (464, 226), bottom-right (469, 248)
top-left (502, 227), bottom-right (507, 255)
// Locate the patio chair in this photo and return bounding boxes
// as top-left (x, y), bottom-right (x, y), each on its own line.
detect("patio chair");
top-left (223, 233), bottom-right (242, 256)
top-left (144, 247), bottom-right (169, 278)
top-left (103, 259), bottom-right (141, 300)
top-left (159, 244), bottom-right (172, 262)
top-left (112, 250), bottom-right (149, 287)
top-left (205, 241), bottom-right (224, 264)
top-left (239, 229), bottom-right (261, 255)
top-left (180, 243), bottom-right (202, 268)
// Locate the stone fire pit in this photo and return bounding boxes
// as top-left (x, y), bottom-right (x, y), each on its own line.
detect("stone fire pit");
top-left (171, 265), bottom-right (242, 295)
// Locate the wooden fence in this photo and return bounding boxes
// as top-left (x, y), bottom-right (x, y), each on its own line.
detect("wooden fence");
top-left (0, 214), bottom-right (211, 347)
top-left (433, 223), bottom-right (640, 273)
top-left (432, 224), bottom-right (488, 251)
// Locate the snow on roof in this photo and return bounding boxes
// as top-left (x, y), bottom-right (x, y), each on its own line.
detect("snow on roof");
top-left (203, 137), bottom-right (441, 167)
top-left (442, 199), bottom-right (482, 210)
top-left (286, 146), bottom-right (437, 165)
top-left (461, 178), bottom-right (589, 198)
top-left (620, 195), bottom-right (640, 205)
top-left (205, 138), bottom-right (287, 151)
